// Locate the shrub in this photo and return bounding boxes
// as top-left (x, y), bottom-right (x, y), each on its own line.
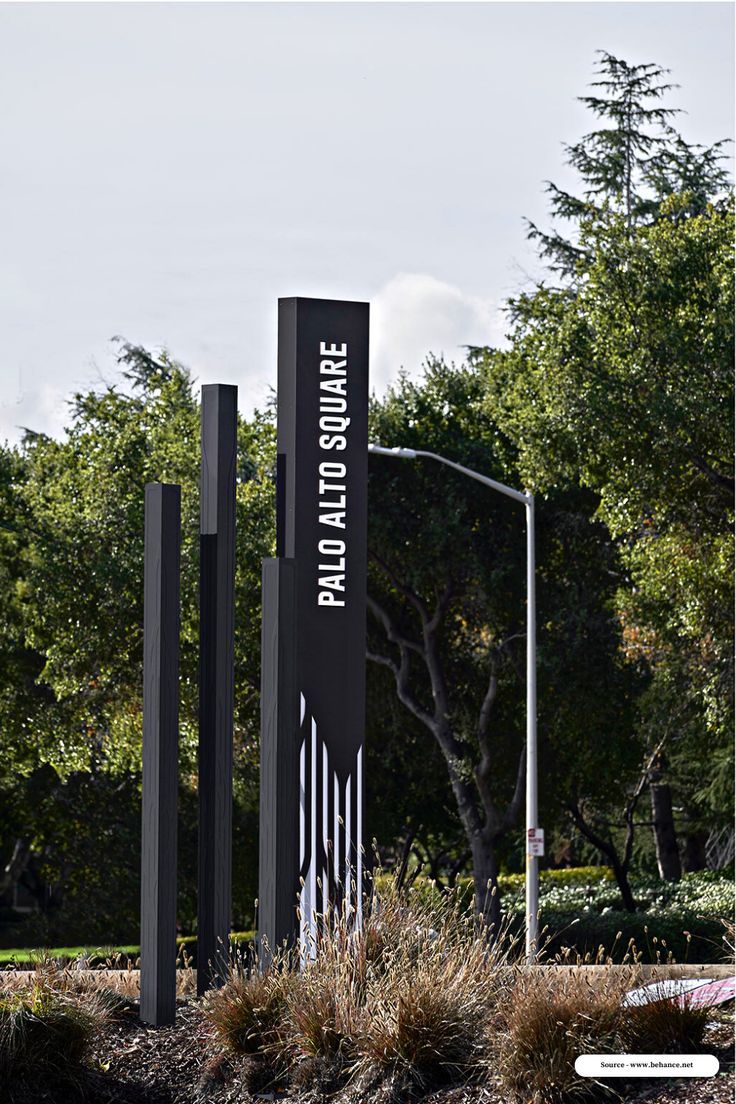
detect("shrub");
top-left (499, 867), bottom-right (616, 894)
top-left (497, 972), bottom-right (622, 1103)
top-left (0, 976), bottom-right (107, 1093)
top-left (0, 930), bottom-right (256, 971)
top-left (620, 994), bottom-right (709, 1054)
top-left (204, 967), bottom-right (290, 1057)
top-left (382, 870), bottom-right (735, 963)
top-left (539, 909), bottom-right (728, 964)
top-left (497, 969), bottom-right (713, 1102)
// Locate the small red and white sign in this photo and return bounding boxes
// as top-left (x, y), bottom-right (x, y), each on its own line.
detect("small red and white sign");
top-left (527, 827), bottom-right (545, 856)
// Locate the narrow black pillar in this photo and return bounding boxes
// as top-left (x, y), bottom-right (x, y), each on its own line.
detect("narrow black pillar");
top-left (198, 384), bottom-right (237, 994)
top-left (258, 557), bottom-right (300, 963)
top-left (140, 482), bottom-right (181, 1026)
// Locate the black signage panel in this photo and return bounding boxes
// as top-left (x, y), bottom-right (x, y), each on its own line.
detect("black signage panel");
top-left (277, 297), bottom-right (369, 936)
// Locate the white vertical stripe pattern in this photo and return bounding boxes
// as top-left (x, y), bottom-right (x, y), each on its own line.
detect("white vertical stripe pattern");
top-left (298, 693), bottom-right (364, 960)
top-left (309, 718), bottom-right (318, 953)
top-left (322, 743), bottom-right (329, 920)
top-left (299, 739), bottom-right (306, 867)
top-left (344, 774), bottom-right (352, 915)
top-left (356, 746), bottom-right (363, 925)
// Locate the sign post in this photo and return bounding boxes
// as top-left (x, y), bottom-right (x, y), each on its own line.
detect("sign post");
top-left (259, 297), bottom-right (369, 957)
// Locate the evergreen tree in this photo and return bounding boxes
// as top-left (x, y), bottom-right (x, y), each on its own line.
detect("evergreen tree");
top-left (477, 51), bottom-right (734, 885)
top-left (527, 51), bottom-right (730, 275)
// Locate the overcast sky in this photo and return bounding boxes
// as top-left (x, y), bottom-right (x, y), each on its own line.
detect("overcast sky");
top-left (0, 1), bottom-right (733, 443)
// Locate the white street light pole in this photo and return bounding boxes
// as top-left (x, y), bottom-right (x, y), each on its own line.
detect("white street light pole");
top-left (368, 443), bottom-right (539, 962)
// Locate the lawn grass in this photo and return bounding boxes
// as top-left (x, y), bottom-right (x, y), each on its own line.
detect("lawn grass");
top-left (0, 944), bottom-right (141, 967)
top-left (0, 931), bottom-right (255, 969)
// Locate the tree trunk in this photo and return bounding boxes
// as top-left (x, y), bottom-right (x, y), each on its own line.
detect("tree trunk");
top-left (0, 838), bottom-right (31, 900)
top-left (682, 831), bottom-right (707, 873)
top-left (470, 834), bottom-right (501, 935)
top-left (395, 823), bottom-right (417, 891)
top-left (609, 853), bottom-right (637, 912)
top-left (650, 783), bottom-right (681, 881)
top-left (569, 800), bottom-right (638, 912)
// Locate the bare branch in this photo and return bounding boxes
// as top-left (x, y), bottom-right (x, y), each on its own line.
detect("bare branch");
top-left (474, 656), bottom-right (500, 835)
top-left (691, 455), bottom-right (734, 498)
top-left (500, 742), bottom-right (527, 835)
top-left (367, 593), bottom-right (424, 657)
top-left (366, 650), bottom-right (399, 676)
top-left (426, 583), bottom-right (454, 634)
top-left (369, 548), bottom-right (429, 620)
top-left (477, 655), bottom-right (500, 744)
top-left (367, 593), bottom-right (436, 732)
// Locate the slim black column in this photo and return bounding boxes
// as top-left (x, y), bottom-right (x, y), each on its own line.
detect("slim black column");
top-left (198, 384), bottom-right (237, 994)
top-left (140, 482), bottom-right (181, 1026)
top-left (258, 557), bottom-right (300, 964)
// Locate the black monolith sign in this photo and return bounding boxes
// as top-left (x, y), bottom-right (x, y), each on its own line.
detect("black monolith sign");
top-left (259, 297), bottom-right (369, 956)
top-left (198, 384), bottom-right (237, 994)
top-left (140, 482), bottom-right (180, 1025)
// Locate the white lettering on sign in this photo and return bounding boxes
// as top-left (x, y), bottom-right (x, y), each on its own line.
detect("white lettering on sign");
top-left (318, 346), bottom-right (349, 605)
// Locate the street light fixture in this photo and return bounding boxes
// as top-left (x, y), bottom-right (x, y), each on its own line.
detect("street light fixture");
top-left (368, 442), bottom-right (539, 963)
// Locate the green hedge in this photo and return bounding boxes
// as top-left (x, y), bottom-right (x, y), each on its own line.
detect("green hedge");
top-left (534, 909), bottom-right (727, 964)
top-left (3, 869), bottom-right (732, 968)
top-left (377, 868), bottom-right (734, 964)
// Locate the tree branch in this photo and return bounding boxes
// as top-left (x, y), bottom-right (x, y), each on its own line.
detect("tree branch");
top-left (499, 742), bottom-right (527, 836)
top-left (691, 455), bottom-right (734, 499)
top-left (426, 583), bottom-right (454, 634)
top-left (367, 594), bottom-right (436, 732)
top-left (369, 548), bottom-right (429, 620)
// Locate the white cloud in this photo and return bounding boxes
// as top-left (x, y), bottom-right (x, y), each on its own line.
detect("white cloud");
top-left (370, 273), bottom-right (503, 394)
top-left (0, 381), bottom-right (69, 445)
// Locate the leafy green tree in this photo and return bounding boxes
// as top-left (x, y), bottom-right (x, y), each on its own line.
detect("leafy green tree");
top-left (368, 361), bottom-right (527, 930)
top-left (0, 343), bottom-right (275, 939)
top-left (367, 359), bottom-right (644, 920)
top-left (365, 662), bottom-right (465, 888)
top-left (479, 55), bottom-right (734, 882)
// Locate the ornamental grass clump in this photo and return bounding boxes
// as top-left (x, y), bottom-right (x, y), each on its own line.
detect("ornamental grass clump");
top-left (497, 971), bottom-right (623, 1103)
top-left (0, 975), bottom-right (108, 1093)
top-left (204, 965), bottom-right (291, 1057)
top-left (357, 945), bottom-right (495, 1093)
top-left (620, 991), bottom-right (709, 1054)
top-left (206, 880), bottom-right (517, 1096)
top-left (277, 911), bottom-right (369, 1090)
top-left (497, 968), bottom-right (715, 1103)
top-left (354, 888), bottom-right (511, 1094)
top-left (202, 953), bottom-right (297, 1096)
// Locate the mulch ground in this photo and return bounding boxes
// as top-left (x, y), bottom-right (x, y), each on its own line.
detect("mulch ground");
top-left (3, 997), bottom-right (733, 1104)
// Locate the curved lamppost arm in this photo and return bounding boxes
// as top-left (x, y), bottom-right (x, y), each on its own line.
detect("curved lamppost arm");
top-left (368, 442), bottom-right (539, 963)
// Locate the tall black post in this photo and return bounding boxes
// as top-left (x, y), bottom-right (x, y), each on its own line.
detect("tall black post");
top-left (258, 557), bottom-right (299, 962)
top-left (259, 298), bottom-right (369, 957)
top-left (198, 384), bottom-right (237, 994)
top-left (140, 482), bottom-right (181, 1026)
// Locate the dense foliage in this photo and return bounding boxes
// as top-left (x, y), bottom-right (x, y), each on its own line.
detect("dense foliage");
top-left (0, 345), bottom-right (274, 941)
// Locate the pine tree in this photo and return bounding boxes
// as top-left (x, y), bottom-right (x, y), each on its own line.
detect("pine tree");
top-left (527, 51), bottom-right (730, 275)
